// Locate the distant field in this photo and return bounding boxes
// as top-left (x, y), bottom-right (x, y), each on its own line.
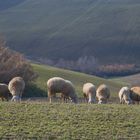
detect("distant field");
top-left (113, 73), bottom-right (140, 86)
top-left (32, 63), bottom-right (124, 102)
top-left (0, 102), bottom-right (140, 139)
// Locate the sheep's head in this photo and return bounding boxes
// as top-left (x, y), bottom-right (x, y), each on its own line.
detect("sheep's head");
top-left (88, 93), bottom-right (95, 104)
top-left (125, 99), bottom-right (132, 105)
top-left (88, 99), bottom-right (95, 104)
top-left (12, 96), bottom-right (21, 102)
top-left (123, 90), bottom-right (132, 105)
top-left (98, 97), bottom-right (107, 104)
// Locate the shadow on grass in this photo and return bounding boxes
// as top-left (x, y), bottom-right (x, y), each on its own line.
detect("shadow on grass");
top-left (23, 83), bottom-right (47, 98)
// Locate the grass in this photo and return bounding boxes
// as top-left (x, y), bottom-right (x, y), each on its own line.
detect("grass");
top-left (113, 73), bottom-right (140, 86)
top-left (0, 64), bottom-right (138, 139)
top-left (0, 102), bottom-right (140, 139)
top-left (32, 63), bottom-right (124, 101)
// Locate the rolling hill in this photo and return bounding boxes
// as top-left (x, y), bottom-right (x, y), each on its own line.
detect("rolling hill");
top-left (113, 73), bottom-right (140, 86)
top-left (31, 63), bottom-right (125, 102)
top-left (0, 0), bottom-right (140, 65)
top-left (0, 0), bottom-right (25, 11)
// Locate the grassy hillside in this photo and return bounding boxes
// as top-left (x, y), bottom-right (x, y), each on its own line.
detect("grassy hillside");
top-left (0, 0), bottom-right (25, 11)
top-left (0, 0), bottom-right (140, 64)
top-left (113, 73), bottom-right (140, 86)
top-left (0, 102), bottom-right (140, 139)
top-left (31, 63), bottom-right (124, 102)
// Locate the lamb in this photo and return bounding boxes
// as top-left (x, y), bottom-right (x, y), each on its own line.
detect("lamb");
top-left (8, 77), bottom-right (25, 102)
top-left (96, 84), bottom-right (110, 104)
top-left (47, 77), bottom-right (78, 103)
top-left (130, 87), bottom-right (140, 104)
top-left (118, 87), bottom-right (132, 105)
top-left (0, 83), bottom-right (10, 101)
top-left (83, 83), bottom-right (96, 103)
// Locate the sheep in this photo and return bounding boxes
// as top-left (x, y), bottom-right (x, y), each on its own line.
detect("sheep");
top-left (0, 83), bottom-right (10, 101)
top-left (118, 87), bottom-right (132, 105)
top-left (8, 77), bottom-right (25, 102)
top-left (130, 87), bottom-right (140, 104)
top-left (96, 84), bottom-right (110, 104)
top-left (83, 83), bottom-right (96, 103)
top-left (47, 77), bottom-right (78, 103)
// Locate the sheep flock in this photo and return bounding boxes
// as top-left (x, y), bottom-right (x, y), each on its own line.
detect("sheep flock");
top-left (0, 76), bottom-right (140, 105)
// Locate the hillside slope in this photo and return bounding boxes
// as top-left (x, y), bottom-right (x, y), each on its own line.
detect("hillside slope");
top-left (32, 63), bottom-right (124, 101)
top-left (0, 0), bottom-right (140, 64)
top-left (0, 0), bottom-right (25, 11)
top-left (113, 73), bottom-right (140, 86)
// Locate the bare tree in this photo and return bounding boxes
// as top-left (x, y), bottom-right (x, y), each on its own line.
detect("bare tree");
top-left (0, 39), bottom-right (37, 83)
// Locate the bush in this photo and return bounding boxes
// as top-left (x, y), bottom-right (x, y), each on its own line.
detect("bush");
top-left (23, 83), bottom-right (47, 97)
top-left (0, 39), bottom-right (37, 83)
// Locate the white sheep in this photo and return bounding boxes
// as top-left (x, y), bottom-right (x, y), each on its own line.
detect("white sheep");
top-left (83, 83), bottom-right (96, 103)
top-left (118, 87), bottom-right (132, 105)
top-left (130, 87), bottom-right (140, 104)
top-left (0, 83), bottom-right (10, 101)
top-left (47, 77), bottom-right (78, 103)
top-left (8, 77), bottom-right (25, 102)
top-left (96, 84), bottom-right (110, 104)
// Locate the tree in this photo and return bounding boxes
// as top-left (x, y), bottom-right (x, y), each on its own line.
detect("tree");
top-left (0, 38), bottom-right (37, 83)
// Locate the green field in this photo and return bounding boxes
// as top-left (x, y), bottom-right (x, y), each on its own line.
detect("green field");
top-left (31, 63), bottom-right (124, 102)
top-left (0, 0), bottom-right (140, 64)
top-left (0, 64), bottom-right (138, 139)
top-left (0, 102), bottom-right (140, 139)
top-left (113, 73), bottom-right (140, 87)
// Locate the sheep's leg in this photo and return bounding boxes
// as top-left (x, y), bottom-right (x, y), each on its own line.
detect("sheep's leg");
top-left (1, 97), bottom-right (4, 101)
top-left (120, 98), bottom-right (124, 104)
top-left (86, 97), bottom-right (88, 103)
top-left (49, 97), bottom-right (52, 103)
top-left (18, 90), bottom-right (22, 102)
top-left (60, 97), bottom-right (64, 103)
top-left (123, 99), bottom-right (125, 104)
top-left (63, 97), bottom-right (67, 103)
top-left (120, 97), bottom-right (123, 104)
top-left (61, 94), bottom-right (65, 103)
top-left (63, 97), bottom-right (65, 103)
top-left (120, 94), bottom-right (124, 104)
top-left (52, 94), bottom-right (57, 102)
top-left (48, 91), bottom-right (53, 103)
top-left (65, 97), bottom-right (68, 103)
top-left (49, 93), bottom-right (57, 103)
top-left (11, 96), bottom-right (15, 102)
top-left (83, 94), bottom-right (88, 103)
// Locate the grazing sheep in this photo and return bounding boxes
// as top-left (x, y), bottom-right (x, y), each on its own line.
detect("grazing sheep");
top-left (0, 83), bottom-right (10, 101)
top-left (83, 83), bottom-right (96, 103)
top-left (118, 87), bottom-right (132, 105)
top-left (8, 77), bottom-right (25, 102)
top-left (47, 77), bottom-right (78, 103)
top-left (130, 87), bottom-right (140, 104)
top-left (96, 84), bottom-right (110, 104)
